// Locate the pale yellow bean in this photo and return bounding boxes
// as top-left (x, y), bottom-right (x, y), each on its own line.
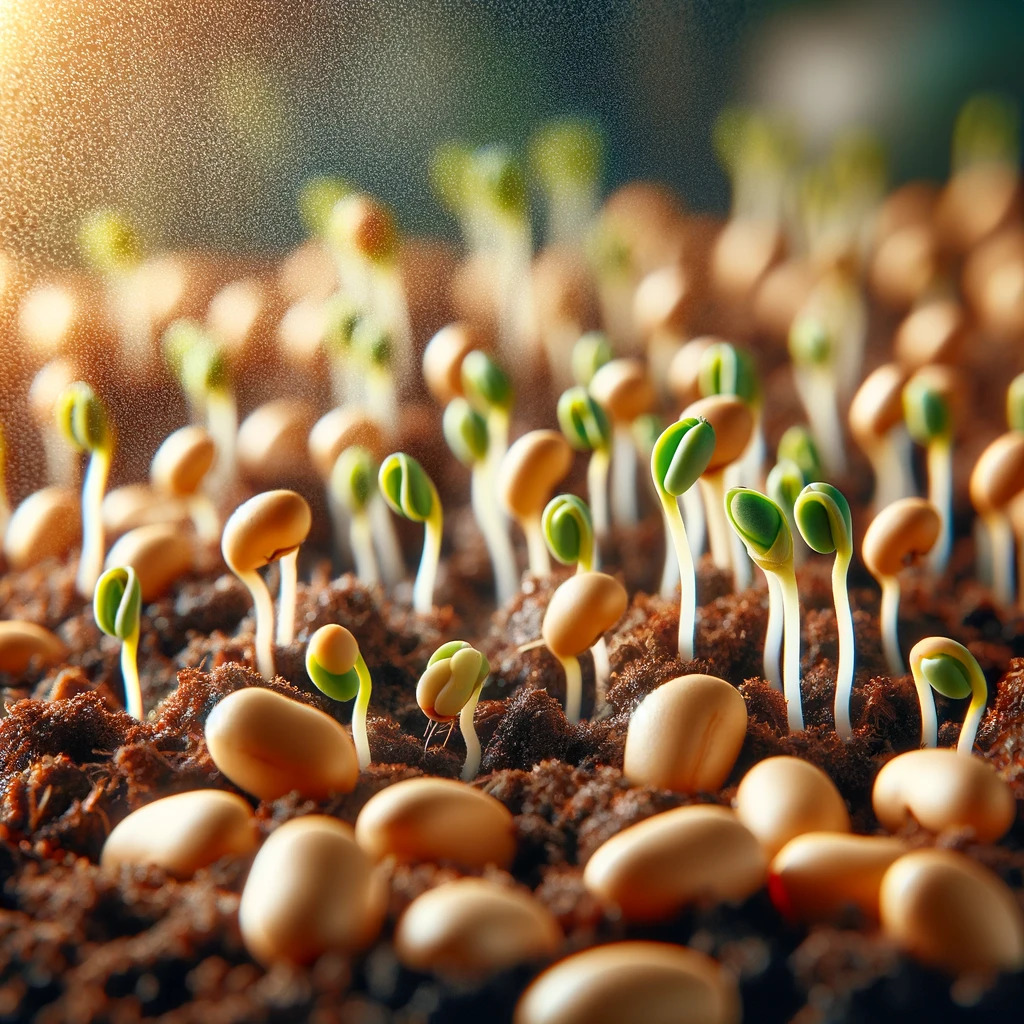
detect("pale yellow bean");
top-left (499, 430), bottom-right (573, 520)
top-left (848, 363), bottom-right (906, 447)
top-left (970, 431), bottom-right (1024, 514)
top-left (3, 487), bottom-right (80, 570)
top-left (102, 484), bottom-right (191, 539)
top-left (862, 498), bottom-right (941, 579)
top-left (422, 323), bottom-right (476, 404)
top-left (236, 399), bottom-right (315, 483)
top-left (583, 805), bottom-right (766, 923)
top-left (589, 359), bottom-right (656, 424)
top-left (101, 790), bottom-right (257, 878)
top-left (880, 849), bottom-right (1024, 974)
top-left (355, 777), bottom-right (516, 869)
top-left (395, 878), bottom-right (561, 977)
top-left (0, 621), bottom-right (68, 676)
top-left (239, 815), bottom-right (386, 965)
top-left (623, 675), bottom-right (747, 794)
top-left (205, 687), bottom-right (358, 801)
top-left (105, 523), bottom-right (193, 601)
top-left (634, 266), bottom-right (692, 338)
top-left (541, 571), bottom-right (628, 659)
top-left (769, 832), bottom-right (906, 924)
top-left (221, 490), bottom-right (312, 575)
top-left (150, 425), bottom-right (216, 497)
top-left (894, 298), bottom-right (966, 369)
top-left (308, 407), bottom-right (386, 480)
top-left (667, 337), bottom-right (718, 406)
top-left (734, 756), bottom-right (850, 857)
top-left (872, 748), bottom-right (1015, 843)
top-left (514, 941), bottom-right (741, 1024)
top-left (682, 396), bottom-right (753, 471)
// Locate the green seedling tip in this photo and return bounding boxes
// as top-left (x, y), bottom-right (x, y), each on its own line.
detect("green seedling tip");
top-left (331, 445), bottom-right (377, 514)
top-left (529, 117), bottom-right (603, 191)
top-left (461, 350), bottom-right (512, 412)
top-left (322, 294), bottom-right (360, 356)
top-left (652, 417), bottom-right (716, 498)
top-left (789, 316), bottom-right (833, 368)
top-left (298, 175), bottom-right (352, 237)
top-left (903, 379), bottom-right (951, 443)
top-left (1007, 373), bottom-right (1024, 432)
top-left (726, 487), bottom-right (793, 569)
top-left (777, 425), bottom-right (822, 482)
top-left (542, 494), bottom-right (594, 569)
top-left (181, 339), bottom-right (230, 398)
top-left (697, 342), bottom-right (759, 405)
top-left (79, 209), bottom-right (141, 274)
top-left (94, 566), bottom-right (141, 641)
top-left (571, 331), bottom-right (613, 387)
top-left (954, 93), bottom-right (1020, 170)
top-left (794, 482), bottom-right (852, 556)
top-left (767, 459), bottom-right (806, 518)
top-left (557, 386), bottom-right (611, 452)
top-left (307, 656), bottom-right (360, 702)
top-left (379, 452), bottom-right (435, 522)
top-left (56, 381), bottom-right (110, 454)
top-left (430, 140), bottom-right (474, 215)
top-left (470, 144), bottom-right (528, 219)
top-left (352, 317), bottom-right (393, 370)
top-left (443, 397), bottom-right (489, 467)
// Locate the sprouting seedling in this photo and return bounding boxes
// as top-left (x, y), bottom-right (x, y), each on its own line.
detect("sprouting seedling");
top-left (498, 430), bottom-right (573, 576)
top-left (529, 117), bottom-right (603, 246)
top-left (795, 482), bottom-right (856, 742)
top-left (909, 636), bottom-right (989, 754)
top-left (543, 494), bottom-right (595, 573)
top-left (952, 93), bottom-right (1020, 174)
top-left (697, 341), bottom-right (763, 484)
top-left (443, 398), bottom-right (518, 605)
top-left (306, 623), bottom-right (374, 770)
top-left (56, 381), bottom-right (114, 598)
top-left (767, 458), bottom-right (807, 568)
top-left (461, 350), bottom-right (513, 471)
top-left (149, 425), bottom-right (219, 542)
top-left (777, 425), bottom-right (822, 484)
top-left (557, 386), bottom-right (613, 540)
top-left (726, 487), bottom-right (803, 732)
top-left (351, 316), bottom-right (397, 427)
top-left (571, 331), bottom-right (613, 387)
top-left (330, 446), bottom-right (381, 586)
top-left (429, 140), bottom-right (476, 235)
top-left (28, 358), bottom-right (79, 489)
top-left (651, 417), bottom-right (716, 661)
top-left (969, 432), bottom-right (1024, 606)
top-left (862, 498), bottom-right (942, 675)
top-left (94, 565), bottom-right (143, 720)
top-left (416, 640), bottom-right (491, 781)
top-left (379, 453), bottom-right (443, 614)
top-left (788, 313), bottom-right (847, 476)
top-left (221, 490), bottom-right (312, 680)
top-left (298, 175), bottom-right (352, 238)
top-left (903, 365), bottom-right (959, 575)
top-left (322, 293), bottom-right (361, 406)
top-left (540, 571), bottom-right (628, 723)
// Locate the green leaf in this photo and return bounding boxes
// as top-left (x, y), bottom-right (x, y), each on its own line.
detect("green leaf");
top-left (652, 417), bottom-right (716, 497)
top-left (919, 652), bottom-right (973, 700)
top-left (322, 295), bottom-right (360, 357)
top-left (56, 382), bottom-right (110, 454)
top-left (697, 343), bottom-right (759, 405)
top-left (331, 446), bottom-right (377, 513)
top-left (529, 118), bottom-right (603, 192)
top-left (789, 316), bottom-right (833, 368)
top-left (777, 426), bottom-right (822, 482)
top-left (571, 331), bottom-right (612, 387)
top-left (766, 459), bottom-right (805, 519)
top-left (542, 494), bottom-right (593, 567)
top-left (352, 318), bottom-right (393, 370)
top-left (726, 488), bottom-right (793, 571)
top-left (378, 453), bottom-right (435, 522)
top-left (794, 482), bottom-right (852, 557)
top-left (94, 566), bottom-right (141, 641)
top-left (557, 387), bottom-right (611, 452)
top-left (443, 398), bottom-right (489, 466)
top-left (470, 145), bottom-right (527, 219)
top-left (461, 351), bottom-right (512, 411)
top-left (903, 380), bottom-right (951, 443)
top-left (308, 661), bottom-right (360, 702)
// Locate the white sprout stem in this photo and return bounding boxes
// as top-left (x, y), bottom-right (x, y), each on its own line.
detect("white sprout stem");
top-left (486, 409), bottom-right (510, 483)
top-left (352, 656), bottom-right (373, 770)
top-left (661, 493), bottom-right (696, 661)
top-left (121, 628), bottom-right (143, 720)
top-left (681, 484), bottom-right (706, 558)
top-left (698, 472), bottom-right (732, 572)
top-left (76, 448), bottom-right (110, 598)
top-left (471, 464), bottom-right (518, 605)
top-left (350, 510), bottom-right (380, 587)
top-left (795, 366), bottom-right (847, 477)
top-left (959, 681), bottom-right (986, 756)
top-left (557, 652), bottom-right (583, 725)
top-left (242, 568), bottom-right (276, 680)
top-left (205, 389), bottom-right (238, 495)
top-left (523, 515), bottom-right (551, 576)
top-left (763, 571), bottom-right (783, 690)
top-left (880, 576), bottom-right (904, 675)
top-left (725, 464), bottom-right (752, 591)
top-left (459, 683), bottom-right (484, 781)
top-left (328, 351), bottom-right (354, 408)
top-left (413, 506), bottom-right (443, 614)
top-left (832, 551), bottom-right (856, 742)
top-left (366, 368), bottom-right (397, 431)
top-left (591, 636), bottom-right (611, 712)
top-left (739, 414), bottom-right (766, 491)
top-left (370, 493), bottom-right (406, 587)
top-left (111, 273), bottom-right (153, 377)
top-left (587, 447), bottom-right (611, 542)
top-left (187, 495), bottom-right (220, 544)
top-left (496, 222), bottom-right (535, 362)
top-left (914, 673), bottom-right (938, 748)
top-left (926, 439), bottom-right (953, 576)
top-left (376, 265), bottom-right (414, 389)
top-left (985, 512), bottom-right (1014, 606)
top-left (611, 425), bottom-right (639, 528)
top-left (547, 183), bottom-right (598, 249)
top-left (659, 525), bottom-right (681, 598)
top-left (327, 488), bottom-right (352, 568)
top-left (275, 549), bottom-right (299, 647)
top-left (778, 565), bottom-right (804, 732)
top-left (44, 429), bottom-right (77, 489)
top-left (869, 433), bottom-right (915, 515)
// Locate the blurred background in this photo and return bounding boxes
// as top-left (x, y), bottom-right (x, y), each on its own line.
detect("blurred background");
top-left (1, 0), bottom-right (1022, 264)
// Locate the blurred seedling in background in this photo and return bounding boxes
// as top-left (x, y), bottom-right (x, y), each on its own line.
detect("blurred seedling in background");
top-left (416, 640), bottom-right (491, 780)
top-left (329, 446), bottom-right (381, 586)
top-left (149, 425), bottom-right (219, 542)
top-left (351, 316), bottom-right (397, 429)
top-left (788, 314), bottom-right (846, 477)
top-left (94, 565), bottom-right (143, 719)
top-left (571, 331), bottom-right (613, 388)
top-left (909, 636), bottom-right (988, 754)
top-left (461, 349), bottom-right (514, 475)
top-left (970, 432), bottom-right (1024, 607)
top-left (28, 358), bottom-right (79, 489)
top-left (306, 623), bottom-right (374, 770)
top-left (557, 386), bottom-right (613, 543)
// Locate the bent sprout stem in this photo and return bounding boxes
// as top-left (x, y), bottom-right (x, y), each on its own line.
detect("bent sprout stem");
top-left (909, 637), bottom-right (988, 754)
top-left (880, 577), bottom-right (903, 675)
top-left (242, 568), bottom-right (276, 681)
top-left (79, 445), bottom-right (112, 599)
top-left (557, 387), bottom-right (612, 543)
top-left (415, 503), bottom-right (444, 615)
top-left (557, 652), bottom-right (584, 725)
top-left (586, 446), bottom-right (611, 542)
top-left (927, 438), bottom-right (954, 575)
top-left (275, 549), bottom-right (300, 647)
top-left (94, 566), bottom-right (143, 720)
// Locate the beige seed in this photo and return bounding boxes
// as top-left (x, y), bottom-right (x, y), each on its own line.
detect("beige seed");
top-left (970, 431), bottom-right (1024, 514)
top-left (769, 832), bottom-right (907, 925)
top-left (395, 878), bottom-right (561, 978)
top-left (869, 222), bottom-right (938, 310)
top-left (105, 523), bottom-right (193, 601)
top-left (205, 687), bottom-right (358, 801)
top-left (355, 777), bottom-right (516, 869)
top-left (711, 218), bottom-right (785, 301)
top-left (542, 571), bottom-right (628, 659)
top-left (101, 790), bottom-right (257, 878)
top-left (893, 298), bottom-right (966, 369)
top-left (236, 399), bottom-right (316, 484)
top-left (422, 323), bottom-right (477, 405)
top-left (206, 278), bottom-right (270, 362)
top-left (848, 363), bottom-right (907, 448)
top-left (862, 498), bottom-right (941, 579)
top-left (221, 490), bottom-right (312, 575)
top-left (514, 941), bottom-right (741, 1024)
top-left (308, 407), bottom-right (386, 480)
top-left (239, 815), bottom-right (386, 966)
top-left (499, 430), bottom-right (573, 520)
top-left (306, 623), bottom-right (359, 677)
top-left (872, 748), bottom-right (1015, 843)
top-left (682, 396), bottom-right (752, 471)
top-left (102, 484), bottom-right (191, 539)
top-left (150, 425), bottom-right (216, 497)
top-left (3, 487), bottom-right (81, 570)
top-left (0, 621), bottom-right (68, 676)
top-left (583, 805), bottom-right (766, 923)
top-left (879, 849), bottom-right (1024, 975)
top-left (588, 359), bottom-right (656, 424)
top-left (28, 357), bottom-right (78, 426)
top-left (633, 265), bottom-right (692, 338)
top-left (752, 258), bottom-right (819, 342)
top-left (734, 757), bottom-right (850, 858)
top-left (935, 163), bottom-right (1020, 253)
top-left (623, 675), bottom-right (747, 794)
top-left (667, 337), bottom-right (718, 406)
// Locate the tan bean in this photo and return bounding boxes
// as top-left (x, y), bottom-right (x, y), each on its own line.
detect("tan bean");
top-left (101, 789), bottom-right (257, 878)
top-left (734, 757), bottom-right (850, 857)
top-left (711, 218), bottom-right (785, 301)
top-left (589, 359), bottom-right (656, 424)
top-left (221, 490), bottom-right (312, 575)
top-left (395, 878), bottom-right (561, 977)
top-left (971, 431), bottom-right (1024, 514)
top-left (682, 396), bottom-right (753, 471)
top-left (20, 285), bottom-right (81, 360)
top-left (308, 407), bottom-right (386, 480)
top-left (306, 623), bottom-right (359, 677)
top-left (880, 849), bottom-right (1024, 974)
top-left (422, 323), bottom-right (477, 405)
top-left (102, 484), bottom-right (191, 539)
top-left (355, 777), bottom-right (515, 869)
top-left (3, 487), bottom-right (81, 570)
top-left (623, 675), bottom-right (747, 794)
top-left (206, 278), bottom-right (270, 361)
top-left (752, 258), bottom-right (819, 342)
top-left (239, 815), bottom-right (386, 965)
top-left (935, 163), bottom-right (1020, 253)
top-left (514, 940), bottom-right (741, 1024)
top-left (150, 425), bottom-right (216, 497)
top-left (499, 430), bottom-right (573, 520)
top-left (583, 805), bottom-right (766, 923)
top-left (276, 297), bottom-right (326, 368)
top-left (205, 687), bottom-right (358, 801)
top-left (542, 571), bottom-right (628, 659)
top-left (848, 363), bottom-right (907, 447)
top-left (0, 621), bottom-right (68, 675)
top-left (236, 399), bottom-right (315, 483)
top-left (872, 748), bottom-right (1015, 842)
top-left (105, 523), bottom-right (193, 601)
top-left (633, 265), bottom-right (692, 338)
top-left (894, 298), bottom-right (966, 369)
top-left (862, 498), bottom-right (941, 579)
top-left (769, 832), bottom-right (907, 925)
top-left (869, 222), bottom-right (939, 310)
